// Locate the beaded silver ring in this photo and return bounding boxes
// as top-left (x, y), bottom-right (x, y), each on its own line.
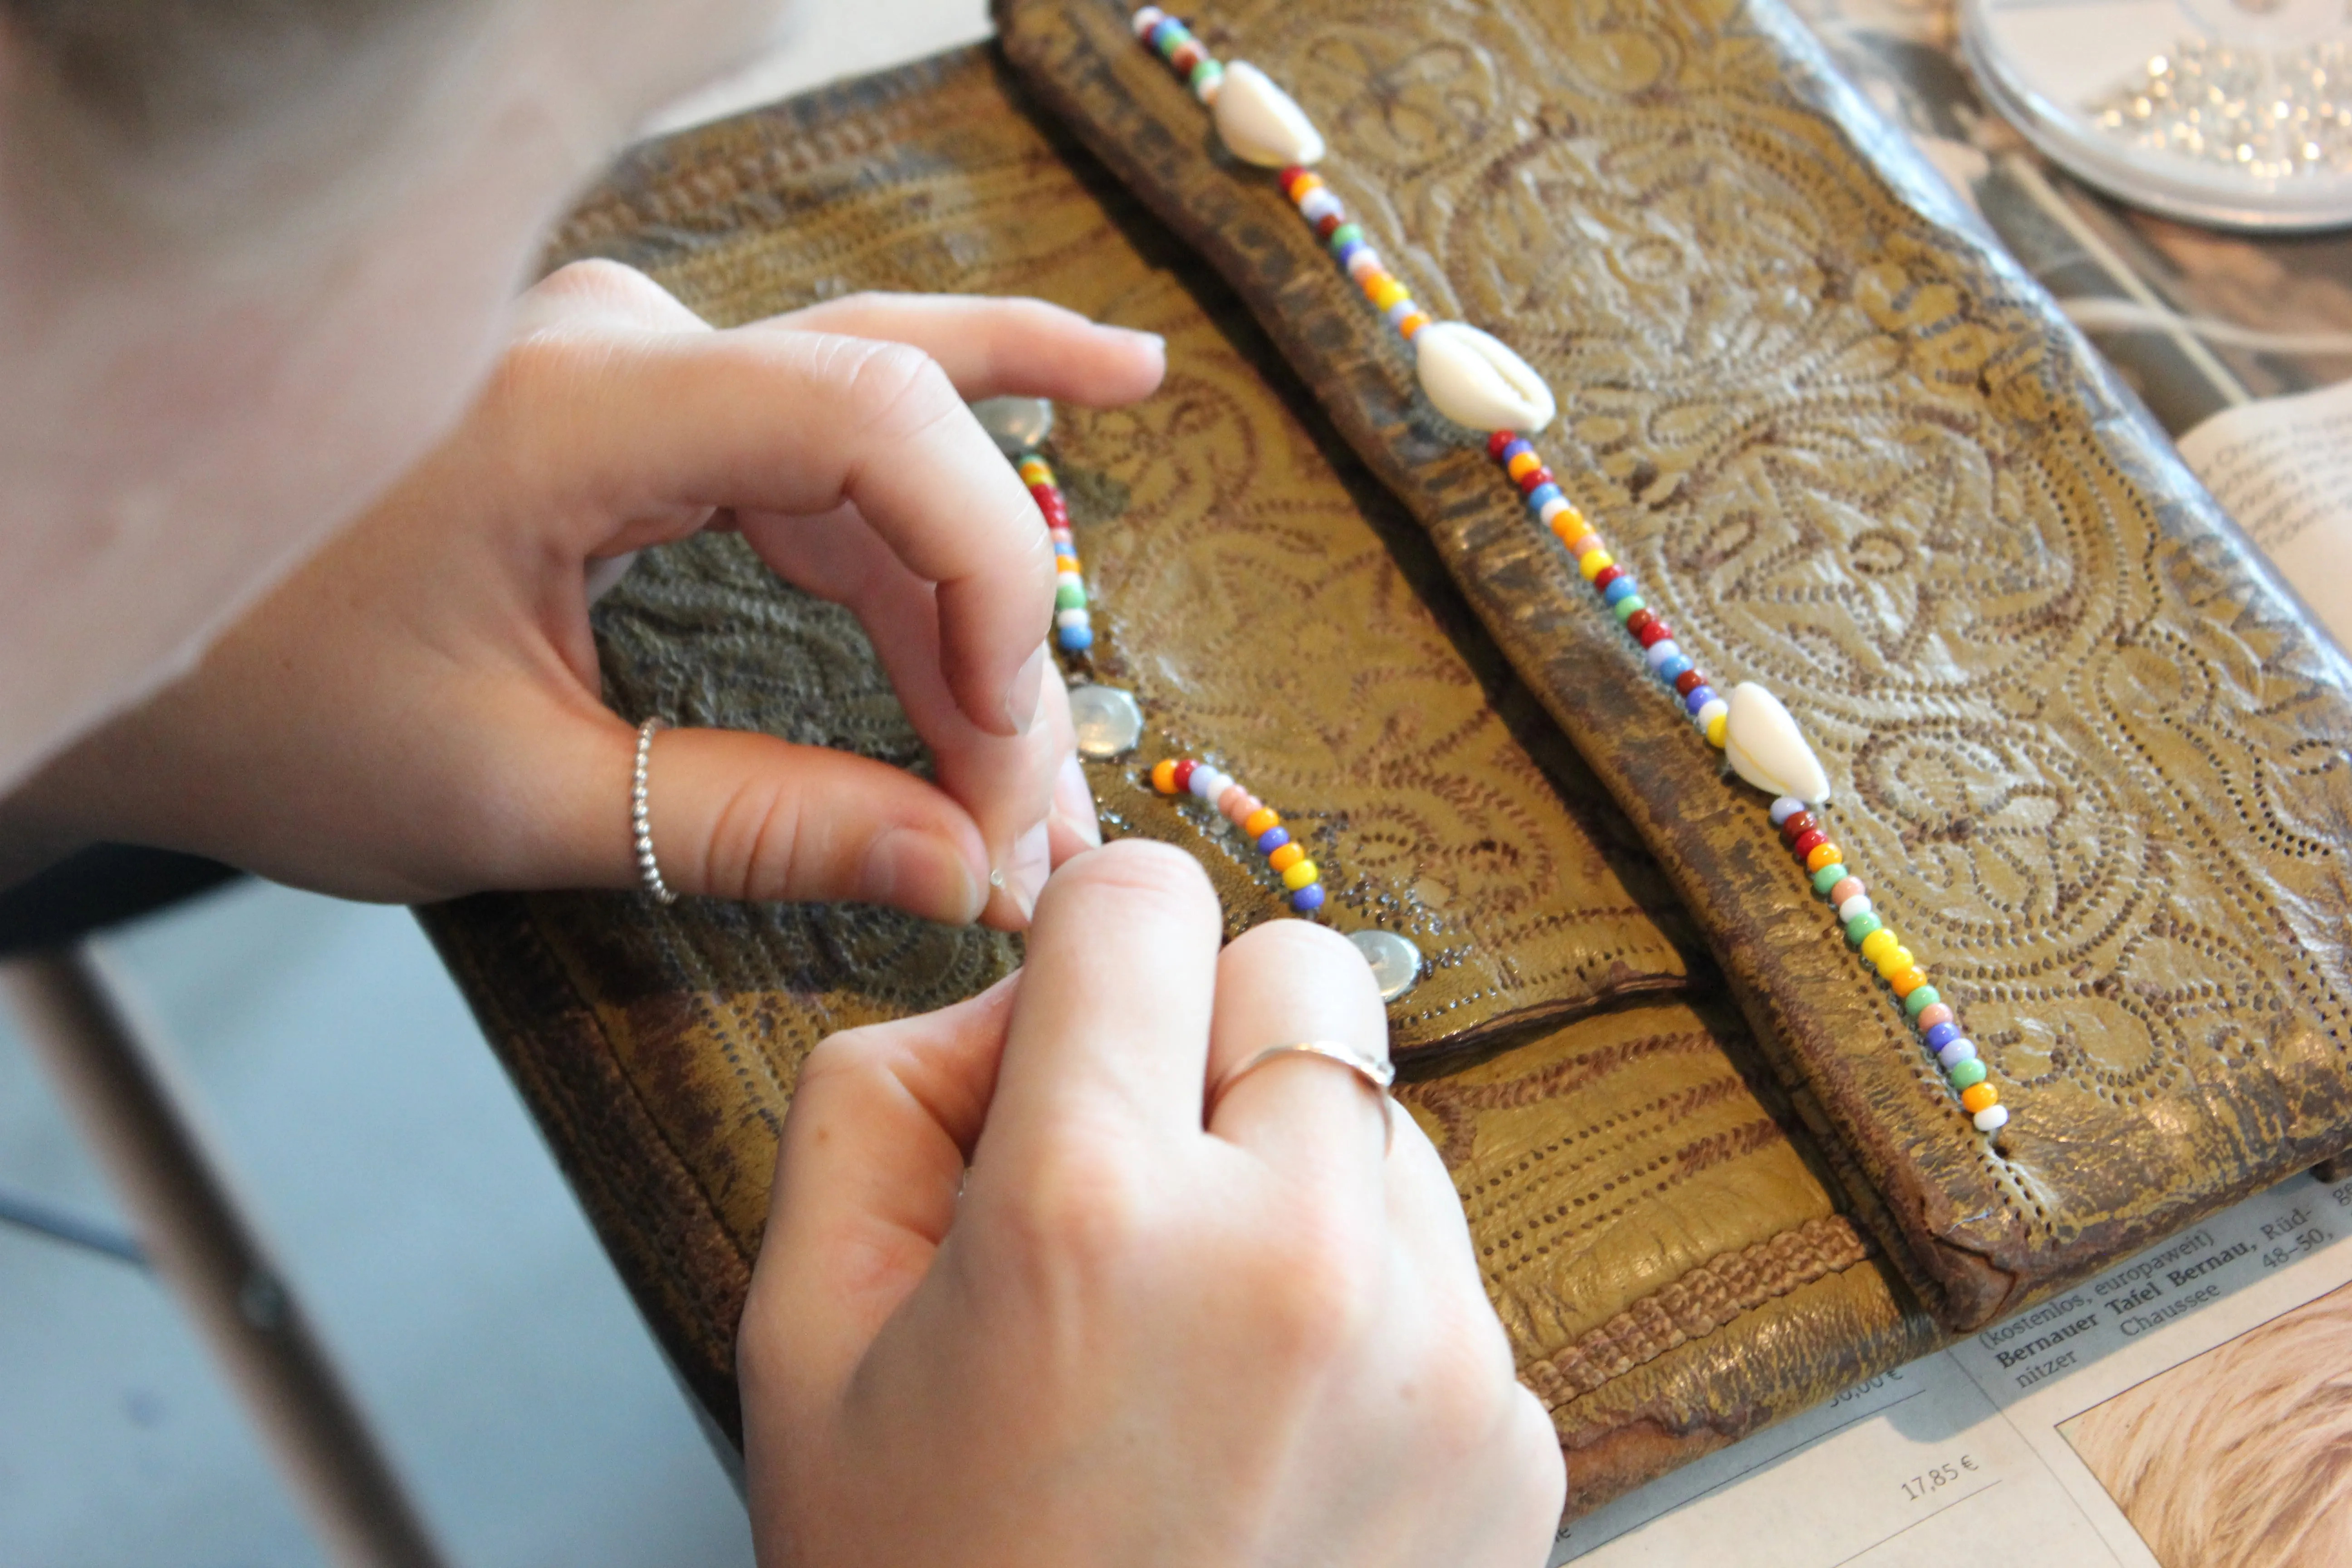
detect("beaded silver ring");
top-left (632, 717), bottom-right (677, 906)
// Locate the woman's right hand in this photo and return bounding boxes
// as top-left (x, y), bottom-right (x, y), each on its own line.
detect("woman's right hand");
top-left (739, 839), bottom-right (1565, 1568)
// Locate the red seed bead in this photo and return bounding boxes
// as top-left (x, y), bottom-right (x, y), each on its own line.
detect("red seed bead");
top-left (1780, 810), bottom-right (1817, 841)
top-left (1624, 608), bottom-right (1656, 637)
top-left (1029, 484), bottom-right (1067, 526)
top-left (1516, 466), bottom-right (1555, 494)
top-left (1170, 759), bottom-right (1196, 793)
top-left (1315, 212), bottom-right (1344, 239)
top-left (1792, 828), bottom-right (1828, 858)
top-left (1636, 619), bottom-right (1674, 649)
top-left (1487, 430), bottom-right (1517, 459)
top-left (1280, 165), bottom-right (1311, 194)
top-left (1591, 563), bottom-right (1624, 591)
top-left (1674, 669), bottom-right (1706, 697)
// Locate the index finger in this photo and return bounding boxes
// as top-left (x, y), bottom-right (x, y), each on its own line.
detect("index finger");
top-left (978, 841), bottom-right (1224, 1163)
top-left (510, 325), bottom-right (1055, 737)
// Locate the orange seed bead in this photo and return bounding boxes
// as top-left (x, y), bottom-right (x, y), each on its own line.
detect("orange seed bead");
top-left (1507, 451), bottom-right (1542, 482)
top-left (1889, 966), bottom-right (1929, 998)
top-left (1960, 1083), bottom-right (1999, 1115)
top-left (1269, 843), bottom-right (1305, 873)
top-left (1397, 311), bottom-right (1431, 338)
top-left (1151, 759), bottom-right (1180, 794)
top-left (1806, 843), bottom-right (1842, 874)
top-left (1243, 808), bottom-right (1281, 838)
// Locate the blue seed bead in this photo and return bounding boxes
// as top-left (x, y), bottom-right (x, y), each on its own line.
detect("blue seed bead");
top-left (1334, 238), bottom-right (1367, 268)
top-left (1936, 1038), bottom-right (1977, 1069)
top-left (1923, 1021), bottom-right (1961, 1052)
top-left (1150, 18), bottom-right (1186, 50)
top-left (1602, 576), bottom-right (1639, 605)
top-left (1810, 862), bottom-right (1848, 896)
top-left (1290, 883), bottom-right (1327, 912)
top-left (1613, 595), bottom-right (1647, 622)
top-left (1844, 910), bottom-right (1883, 945)
top-left (1685, 684), bottom-right (1717, 715)
top-left (1526, 482), bottom-right (1564, 512)
top-left (1946, 1057), bottom-right (1988, 1090)
top-left (1058, 625), bottom-right (1094, 652)
top-left (1255, 826), bottom-right (1290, 854)
top-left (1500, 438), bottom-right (1534, 465)
top-left (1904, 985), bottom-right (1941, 1018)
top-left (1659, 654), bottom-right (1694, 681)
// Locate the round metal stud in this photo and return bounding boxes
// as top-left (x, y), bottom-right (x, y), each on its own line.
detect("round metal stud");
top-left (1348, 929), bottom-right (1424, 1002)
top-left (971, 395), bottom-right (1055, 455)
top-left (1068, 683), bottom-right (1145, 760)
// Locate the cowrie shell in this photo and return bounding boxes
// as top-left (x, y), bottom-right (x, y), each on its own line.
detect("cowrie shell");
top-left (1211, 61), bottom-right (1325, 167)
top-left (1724, 683), bottom-right (1832, 804)
top-left (1412, 321), bottom-right (1558, 434)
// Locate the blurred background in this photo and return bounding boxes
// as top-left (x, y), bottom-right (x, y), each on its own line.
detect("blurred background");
top-left (0, 8), bottom-right (984, 1565)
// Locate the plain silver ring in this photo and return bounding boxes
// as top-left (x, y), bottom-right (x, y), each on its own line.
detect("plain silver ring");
top-left (1209, 1040), bottom-right (1397, 1153)
top-left (632, 717), bottom-right (677, 905)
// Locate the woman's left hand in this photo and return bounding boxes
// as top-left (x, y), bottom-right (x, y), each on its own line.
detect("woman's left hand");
top-left (1, 261), bottom-right (1165, 921)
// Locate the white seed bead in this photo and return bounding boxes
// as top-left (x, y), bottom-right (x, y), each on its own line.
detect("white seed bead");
top-left (1385, 298), bottom-right (1420, 327)
top-left (1132, 6), bottom-right (1166, 38)
top-left (1538, 495), bottom-right (1573, 524)
top-left (1769, 796), bottom-right (1806, 826)
top-left (1973, 1104), bottom-right (2009, 1133)
top-left (1298, 188), bottom-right (1343, 223)
top-left (1190, 767), bottom-right (1229, 801)
top-left (1937, 1039), bottom-right (1978, 1069)
top-left (1345, 248), bottom-right (1384, 280)
top-left (1644, 640), bottom-right (1682, 670)
top-left (1056, 608), bottom-right (1091, 629)
top-left (1695, 697), bottom-right (1729, 730)
top-left (1837, 894), bottom-right (1873, 923)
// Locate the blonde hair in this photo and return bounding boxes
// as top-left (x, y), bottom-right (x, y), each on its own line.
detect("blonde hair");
top-left (2066, 1285), bottom-right (2352, 1568)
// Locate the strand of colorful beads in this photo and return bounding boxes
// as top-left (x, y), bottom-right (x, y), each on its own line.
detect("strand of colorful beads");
top-left (1019, 453), bottom-right (1097, 654)
top-left (1150, 757), bottom-right (1325, 913)
top-left (1124, 4), bottom-right (2004, 1135)
top-left (1769, 799), bottom-right (2006, 1132)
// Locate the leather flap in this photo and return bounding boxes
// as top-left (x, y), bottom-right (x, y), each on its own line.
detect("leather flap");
top-left (995, 0), bottom-right (2352, 1330)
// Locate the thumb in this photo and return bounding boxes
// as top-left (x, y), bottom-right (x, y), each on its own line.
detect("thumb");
top-left (740, 975), bottom-right (1019, 1405)
top-left (519, 708), bottom-right (991, 919)
top-left (620, 722), bottom-right (992, 920)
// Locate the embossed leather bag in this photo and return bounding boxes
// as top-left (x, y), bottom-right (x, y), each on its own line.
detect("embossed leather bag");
top-left (421, 0), bottom-right (2352, 1517)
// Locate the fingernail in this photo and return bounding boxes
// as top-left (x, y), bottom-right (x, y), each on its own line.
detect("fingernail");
top-left (1005, 819), bottom-right (1051, 921)
top-left (862, 828), bottom-right (986, 924)
top-left (1003, 644), bottom-right (1048, 736)
top-left (1052, 753), bottom-right (1102, 849)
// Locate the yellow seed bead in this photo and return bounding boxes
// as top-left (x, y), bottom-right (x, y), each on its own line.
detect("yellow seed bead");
top-left (1874, 945), bottom-right (1916, 980)
top-left (1578, 548), bottom-right (1615, 581)
top-left (1367, 275), bottom-right (1409, 311)
top-left (1268, 843), bottom-right (1305, 873)
top-left (1890, 966), bottom-right (1929, 998)
top-left (1859, 928), bottom-right (1898, 964)
top-left (1243, 808), bottom-right (1280, 838)
top-left (1151, 759), bottom-right (1180, 794)
top-left (1705, 712), bottom-right (1729, 748)
top-left (1960, 1083), bottom-right (1999, 1115)
top-left (1057, 557), bottom-right (1083, 576)
top-left (1281, 858), bottom-right (1320, 891)
top-left (1507, 451), bottom-right (1541, 482)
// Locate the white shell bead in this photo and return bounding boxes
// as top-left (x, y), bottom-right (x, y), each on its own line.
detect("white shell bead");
top-left (1210, 62), bottom-right (1325, 167)
top-left (1723, 683), bottom-right (1832, 805)
top-left (1411, 320), bottom-right (1558, 433)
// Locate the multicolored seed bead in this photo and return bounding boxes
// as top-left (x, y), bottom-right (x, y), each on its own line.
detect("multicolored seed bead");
top-left (1279, 165), bottom-right (1431, 341)
top-left (1774, 796), bottom-right (2005, 1133)
top-left (1152, 757), bottom-right (1325, 913)
top-left (1017, 454), bottom-right (1095, 655)
top-left (1132, 7), bottom-right (1225, 101)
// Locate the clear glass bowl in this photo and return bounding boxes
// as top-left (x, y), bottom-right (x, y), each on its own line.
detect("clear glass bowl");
top-left (1962, 0), bottom-right (2352, 230)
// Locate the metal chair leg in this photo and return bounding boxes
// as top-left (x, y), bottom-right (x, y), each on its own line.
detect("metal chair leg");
top-left (2, 946), bottom-right (450, 1568)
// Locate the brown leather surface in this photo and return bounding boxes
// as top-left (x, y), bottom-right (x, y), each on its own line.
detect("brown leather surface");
top-left (419, 44), bottom-right (1936, 1510)
top-left (996, 0), bottom-right (2352, 1333)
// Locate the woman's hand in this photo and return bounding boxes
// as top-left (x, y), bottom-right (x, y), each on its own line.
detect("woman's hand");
top-left (740, 840), bottom-right (1566, 1568)
top-left (0, 261), bottom-right (1164, 922)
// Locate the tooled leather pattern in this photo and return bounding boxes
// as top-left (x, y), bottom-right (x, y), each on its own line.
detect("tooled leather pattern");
top-left (998, 0), bottom-right (2352, 1329)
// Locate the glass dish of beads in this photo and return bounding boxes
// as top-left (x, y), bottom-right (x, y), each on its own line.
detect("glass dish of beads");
top-left (1961, 0), bottom-right (2352, 230)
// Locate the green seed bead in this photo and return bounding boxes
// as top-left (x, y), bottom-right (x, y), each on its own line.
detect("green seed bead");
top-left (1947, 1057), bottom-right (1988, 1090)
top-left (1613, 595), bottom-right (1647, 623)
top-left (1844, 910), bottom-right (1883, 946)
top-left (1328, 222), bottom-right (1364, 251)
top-left (1811, 863), bottom-right (1848, 896)
top-left (1189, 59), bottom-right (1222, 88)
top-left (1904, 985), bottom-right (1941, 1018)
top-left (1055, 581), bottom-right (1087, 611)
